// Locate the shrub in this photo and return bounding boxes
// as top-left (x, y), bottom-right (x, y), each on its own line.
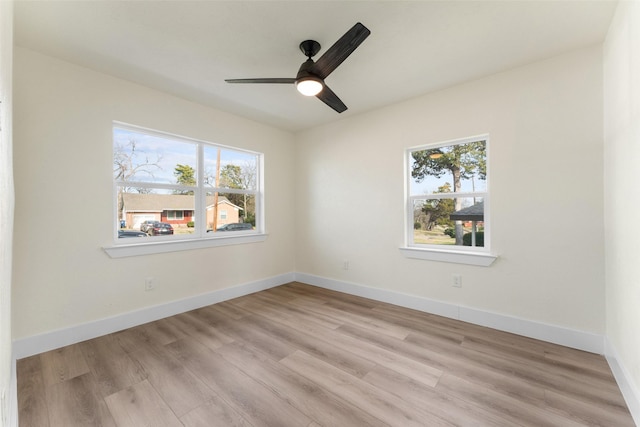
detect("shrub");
top-left (187, 221), bottom-right (195, 228)
top-left (463, 231), bottom-right (484, 247)
top-left (414, 222), bottom-right (422, 230)
top-left (444, 227), bottom-right (455, 238)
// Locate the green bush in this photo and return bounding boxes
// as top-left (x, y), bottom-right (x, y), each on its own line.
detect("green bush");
top-left (463, 231), bottom-right (484, 247)
top-left (444, 227), bottom-right (455, 238)
top-left (414, 222), bottom-right (422, 230)
top-left (187, 221), bottom-right (195, 228)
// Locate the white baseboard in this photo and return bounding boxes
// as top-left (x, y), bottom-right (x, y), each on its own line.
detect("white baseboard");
top-left (605, 337), bottom-right (640, 426)
top-left (10, 272), bottom-right (637, 426)
top-left (12, 272), bottom-right (294, 360)
top-left (294, 272), bottom-right (604, 354)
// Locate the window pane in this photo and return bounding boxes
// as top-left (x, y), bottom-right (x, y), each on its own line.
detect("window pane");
top-left (410, 140), bottom-right (486, 196)
top-left (116, 187), bottom-right (195, 237)
top-left (114, 124), bottom-right (263, 245)
top-left (114, 127), bottom-right (197, 185)
top-left (206, 191), bottom-right (255, 232)
top-left (413, 197), bottom-right (484, 247)
top-left (203, 146), bottom-right (258, 190)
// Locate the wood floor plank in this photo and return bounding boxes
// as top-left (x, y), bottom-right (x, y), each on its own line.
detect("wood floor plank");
top-left (253, 301), bottom-right (444, 389)
top-left (40, 344), bottom-right (90, 387)
top-left (104, 379), bottom-right (182, 427)
top-left (407, 330), bottom-right (628, 411)
top-left (338, 322), bottom-right (549, 407)
top-left (248, 311), bottom-right (377, 378)
top-left (17, 282), bottom-right (634, 427)
top-left (46, 373), bottom-right (116, 427)
top-left (241, 291), bottom-right (344, 330)
top-left (302, 298), bottom-right (412, 340)
top-left (461, 335), bottom-right (620, 388)
top-left (166, 336), bottom-right (313, 427)
top-left (543, 347), bottom-right (616, 377)
top-left (192, 307), bottom-right (299, 361)
top-left (435, 372), bottom-right (586, 427)
top-left (544, 388), bottom-right (635, 427)
top-left (163, 310), bottom-right (234, 351)
top-left (110, 323), bottom-right (163, 354)
top-left (281, 350), bottom-right (456, 427)
top-left (213, 300), bottom-right (250, 320)
top-left (127, 342), bottom-right (218, 417)
top-left (362, 364), bottom-right (511, 427)
top-left (17, 356), bottom-right (50, 427)
top-left (216, 341), bottom-right (390, 427)
top-left (140, 317), bottom-right (190, 345)
top-left (179, 396), bottom-right (254, 427)
top-left (78, 335), bottom-right (148, 398)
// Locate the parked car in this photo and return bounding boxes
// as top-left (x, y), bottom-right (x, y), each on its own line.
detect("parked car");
top-left (148, 222), bottom-right (174, 235)
top-left (118, 230), bottom-right (148, 238)
top-left (216, 222), bottom-right (253, 232)
top-left (140, 220), bottom-right (159, 232)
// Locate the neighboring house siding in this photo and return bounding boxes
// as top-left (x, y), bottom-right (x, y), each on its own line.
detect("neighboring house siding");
top-left (121, 193), bottom-right (242, 230)
top-left (206, 201), bottom-right (240, 229)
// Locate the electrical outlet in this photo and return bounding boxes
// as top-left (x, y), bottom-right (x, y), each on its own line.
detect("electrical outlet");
top-left (144, 277), bottom-right (155, 291)
top-left (452, 274), bottom-right (462, 288)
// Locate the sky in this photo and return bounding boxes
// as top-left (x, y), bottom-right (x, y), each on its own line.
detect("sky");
top-left (114, 126), bottom-right (257, 188)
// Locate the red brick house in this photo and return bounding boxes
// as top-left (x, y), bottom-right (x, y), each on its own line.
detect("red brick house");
top-left (120, 193), bottom-right (242, 230)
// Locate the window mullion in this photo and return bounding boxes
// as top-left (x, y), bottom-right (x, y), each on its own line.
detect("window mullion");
top-left (196, 143), bottom-right (205, 237)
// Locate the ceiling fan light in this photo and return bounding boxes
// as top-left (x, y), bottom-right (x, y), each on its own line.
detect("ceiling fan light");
top-left (296, 78), bottom-right (323, 96)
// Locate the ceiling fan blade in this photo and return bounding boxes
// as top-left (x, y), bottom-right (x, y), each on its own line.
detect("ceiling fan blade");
top-left (225, 78), bottom-right (296, 84)
top-left (311, 22), bottom-right (371, 80)
top-left (316, 85), bottom-right (347, 113)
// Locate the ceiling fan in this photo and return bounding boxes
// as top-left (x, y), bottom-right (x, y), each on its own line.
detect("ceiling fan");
top-left (225, 22), bottom-right (371, 113)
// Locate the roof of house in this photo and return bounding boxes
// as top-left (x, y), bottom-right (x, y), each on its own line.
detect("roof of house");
top-left (122, 193), bottom-right (241, 211)
top-left (449, 201), bottom-right (484, 222)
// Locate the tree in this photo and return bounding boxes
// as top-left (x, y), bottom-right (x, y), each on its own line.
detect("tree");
top-left (419, 183), bottom-right (455, 231)
top-left (219, 163), bottom-right (257, 224)
top-left (411, 141), bottom-right (486, 244)
top-left (173, 164), bottom-right (196, 194)
top-left (114, 138), bottom-right (163, 187)
top-left (113, 138), bottom-right (163, 224)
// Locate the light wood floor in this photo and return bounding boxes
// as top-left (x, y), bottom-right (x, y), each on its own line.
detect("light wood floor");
top-left (17, 282), bottom-right (634, 426)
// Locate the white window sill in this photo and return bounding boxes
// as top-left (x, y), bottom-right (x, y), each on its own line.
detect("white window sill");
top-left (104, 233), bottom-right (268, 258)
top-left (399, 247), bottom-right (497, 266)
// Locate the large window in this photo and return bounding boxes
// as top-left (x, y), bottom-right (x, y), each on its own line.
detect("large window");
top-left (113, 123), bottom-right (262, 243)
top-left (406, 135), bottom-right (489, 254)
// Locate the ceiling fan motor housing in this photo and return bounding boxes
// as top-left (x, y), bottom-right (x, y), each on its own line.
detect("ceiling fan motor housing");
top-left (299, 40), bottom-right (321, 58)
top-left (296, 58), bottom-right (322, 82)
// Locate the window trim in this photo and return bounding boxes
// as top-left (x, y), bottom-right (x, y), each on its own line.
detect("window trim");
top-left (107, 122), bottom-right (264, 257)
top-left (104, 233), bottom-right (268, 258)
top-left (401, 134), bottom-right (497, 266)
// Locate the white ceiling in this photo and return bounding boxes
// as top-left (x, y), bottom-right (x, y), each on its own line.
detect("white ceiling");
top-left (14, 1), bottom-right (617, 132)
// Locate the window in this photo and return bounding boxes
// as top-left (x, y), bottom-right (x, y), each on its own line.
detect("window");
top-left (403, 135), bottom-right (495, 266)
top-left (112, 123), bottom-right (263, 247)
top-left (166, 210), bottom-right (184, 220)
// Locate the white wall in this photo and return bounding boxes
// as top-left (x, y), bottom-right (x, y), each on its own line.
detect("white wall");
top-left (0, 1), bottom-right (13, 425)
top-left (12, 40), bottom-right (607, 345)
top-left (295, 46), bottom-right (605, 335)
top-left (12, 47), bottom-right (296, 340)
top-left (604, 0), bottom-right (640, 419)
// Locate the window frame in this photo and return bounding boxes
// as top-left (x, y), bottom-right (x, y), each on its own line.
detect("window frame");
top-left (401, 134), bottom-right (496, 266)
top-left (105, 122), bottom-right (266, 258)
top-left (166, 210), bottom-right (184, 220)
